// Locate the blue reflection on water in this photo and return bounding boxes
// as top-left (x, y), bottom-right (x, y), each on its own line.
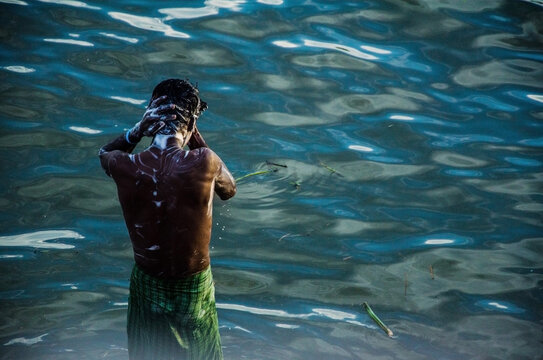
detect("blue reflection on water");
top-left (1, 0), bottom-right (543, 358)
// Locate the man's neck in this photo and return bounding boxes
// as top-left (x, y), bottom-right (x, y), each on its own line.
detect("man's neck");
top-left (151, 134), bottom-right (184, 150)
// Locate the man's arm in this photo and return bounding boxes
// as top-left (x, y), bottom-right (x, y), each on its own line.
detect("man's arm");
top-left (215, 160), bottom-right (236, 200)
top-left (98, 122), bottom-right (151, 177)
top-left (98, 133), bottom-right (137, 177)
top-left (187, 125), bottom-right (236, 199)
top-left (187, 125), bottom-right (209, 150)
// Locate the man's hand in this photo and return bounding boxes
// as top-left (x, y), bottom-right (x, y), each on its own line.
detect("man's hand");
top-left (128, 95), bottom-right (177, 143)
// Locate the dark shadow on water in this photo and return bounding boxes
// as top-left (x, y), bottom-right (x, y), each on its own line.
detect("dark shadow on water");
top-left (127, 264), bottom-right (223, 360)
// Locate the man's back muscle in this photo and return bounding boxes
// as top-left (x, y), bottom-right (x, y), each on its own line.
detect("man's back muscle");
top-left (110, 145), bottom-right (222, 278)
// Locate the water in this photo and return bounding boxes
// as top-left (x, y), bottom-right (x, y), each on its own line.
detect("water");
top-left (1, 0), bottom-right (542, 359)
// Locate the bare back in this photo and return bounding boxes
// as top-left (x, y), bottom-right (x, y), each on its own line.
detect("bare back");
top-left (102, 138), bottom-right (235, 278)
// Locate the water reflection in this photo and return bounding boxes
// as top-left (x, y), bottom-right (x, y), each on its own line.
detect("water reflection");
top-left (37, 0), bottom-right (100, 10)
top-left (2, 0), bottom-right (543, 358)
top-left (302, 39), bottom-right (378, 61)
top-left (99, 32), bottom-right (139, 44)
top-left (0, 230), bottom-right (82, 250)
top-left (159, 6), bottom-right (219, 20)
top-left (43, 37), bottom-right (94, 47)
top-left (3, 65), bottom-right (36, 73)
top-left (4, 333), bottom-right (48, 346)
top-left (108, 12), bottom-right (190, 39)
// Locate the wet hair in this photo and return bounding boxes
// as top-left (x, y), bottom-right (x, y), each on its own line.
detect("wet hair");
top-left (149, 79), bottom-right (207, 135)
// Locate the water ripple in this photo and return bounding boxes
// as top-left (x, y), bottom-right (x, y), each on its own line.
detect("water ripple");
top-left (108, 11), bottom-right (190, 38)
top-left (1, 1), bottom-right (542, 359)
top-left (302, 39), bottom-right (378, 61)
top-left (37, 0), bottom-right (100, 10)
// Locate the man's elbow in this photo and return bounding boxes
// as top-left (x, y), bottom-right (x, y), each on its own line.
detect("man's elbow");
top-left (218, 183), bottom-right (236, 201)
top-left (98, 151), bottom-right (112, 177)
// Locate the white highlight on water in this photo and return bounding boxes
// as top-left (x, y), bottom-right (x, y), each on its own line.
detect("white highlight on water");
top-left (69, 126), bottom-right (102, 134)
top-left (527, 94), bottom-right (543, 103)
top-left (272, 40), bottom-right (299, 48)
top-left (204, 0), bottom-right (245, 11)
top-left (361, 45), bottom-right (391, 55)
top-left (100, 32), bottom-right (139, 44)
top-left (108, 11), bottom-right (189, 39)
top-left (0, 230), bottom-right (83, 249)
top-left (110, 96), bottom-right (145, 105)
top-left (348, 144), bottom-right (374, 153)
top-left (257, 0), bottom-right (284, 6)
top-left (275, 323), bottom-right (299, 329)
top-left (4, 333), bottom-right (48, 346)
top-left (424, 238), bottom-right (454, 245)
top-left (37, 0), bottom-right (101, 10)
top-left (312, 308), bottom-right (357, 320)
top-left (216, 303), bottom-right (373, 330)
top-left (44, 38), bottom-right (94, 47)
top-left (0, 0), bottom-right (28, 5)
top-left (159, 6), bottom-right (219, 20)
top-left (303, 39), bottom-right (378, 60)
top-left (3, 65), bottom-right (35, 73)
top-left (0, 254), bottom-right (24, 259)
top-left (488, 302), bottom-right (508, 310)
top-left (390, 115), bottom-right (415, 121)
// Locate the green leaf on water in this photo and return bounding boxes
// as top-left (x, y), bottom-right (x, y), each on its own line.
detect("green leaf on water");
top-left (235, 170), bottom-right (274, 182)
top-left (319, 162), bottom-right (343, 177)
top-left (290, 180), bottom-right (302, 190)
top-left (363, 302), bottom-right (394, 337)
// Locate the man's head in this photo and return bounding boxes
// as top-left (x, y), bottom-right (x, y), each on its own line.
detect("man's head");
top-left (149, 79), bottom-right (207, 136)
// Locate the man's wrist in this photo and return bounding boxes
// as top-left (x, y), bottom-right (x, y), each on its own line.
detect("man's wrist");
top-left (125, 127), bottom-right (141, 144)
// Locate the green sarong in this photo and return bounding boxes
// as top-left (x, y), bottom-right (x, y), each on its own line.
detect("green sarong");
top-left (127, 264), bottom-right (223, 360)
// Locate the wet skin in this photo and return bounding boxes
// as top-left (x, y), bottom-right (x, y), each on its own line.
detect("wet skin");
top-left (99, 96), bottom-right (236, 278)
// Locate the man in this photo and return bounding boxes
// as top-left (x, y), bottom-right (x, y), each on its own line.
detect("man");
top-left (99, 79), bottom-right (236, 359)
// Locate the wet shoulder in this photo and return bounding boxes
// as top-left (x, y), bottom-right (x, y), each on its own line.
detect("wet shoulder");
top-left (189, 147), bottom-right (220, 169)
top-left (104, 151), bottom-right (137, 179)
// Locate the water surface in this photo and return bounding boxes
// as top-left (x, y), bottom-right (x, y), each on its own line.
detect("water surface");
top-left (1, 1), bottom-right (542, 359)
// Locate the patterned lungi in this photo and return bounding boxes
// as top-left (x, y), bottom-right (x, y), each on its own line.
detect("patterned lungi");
top-left (127, 264), bottom-right (223, 360)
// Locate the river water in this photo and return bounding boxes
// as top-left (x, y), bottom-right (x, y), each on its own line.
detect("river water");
top-left (1, 1), bottom-right (542, 359)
